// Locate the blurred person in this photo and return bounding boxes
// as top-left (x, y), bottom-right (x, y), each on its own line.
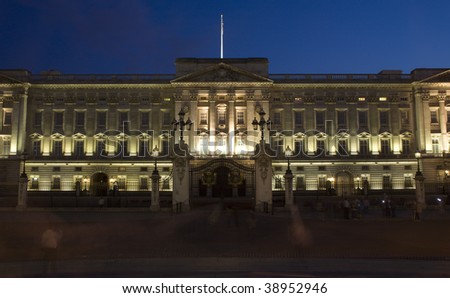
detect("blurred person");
top-left (41, 223), bottom-right (63, 275)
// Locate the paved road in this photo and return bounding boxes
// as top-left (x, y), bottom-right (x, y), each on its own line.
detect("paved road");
top-left (1, 205), bottom-right (449, 277)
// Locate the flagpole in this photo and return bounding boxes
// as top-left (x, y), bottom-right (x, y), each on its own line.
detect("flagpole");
top-left (220, 14), bottom-right (224, 59)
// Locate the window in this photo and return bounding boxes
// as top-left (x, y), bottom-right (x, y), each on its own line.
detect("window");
top-left (274, 176), bottom-right (283, 190)
top-left (199, 111), bottom-right (208, 125)
top-left (161, 139), bottom-right (169, 156)
top-left (294, 111), bottom-right (304, 128)
top-left (199, 135), bottom-right (208, 155)
top-left (96, 139), bottom-right (106, 157)
top-left (218, 110), bottom-right (226, 125)
top-left (140, 177), bottom-right (148, 190)
top-left (236, 111), bottom-right (245, 125)
top-left (140, 112), bottom-right (149, 128)
top-left (337, 139), bottom-right (348, 156)
top-left (404, 176), bottom-right (413, 188)
top-left (296, 176), bottom-right (306, 190)
top-left (117, 176), bottom-right (126, 190)
top-left (379, 97), bottom-right (387, 101)
top-left (401, 110), bottom-right (409, 126)
top-left (34, 112), bottom-right (42, 127)
top-left (52, 140), bottom-right (63, 157)
top-left (97, 111), bottom-right (107, 129)
top-left (54, 112), bottom-right (63, 129)
top-left (2, 110), bottom-right (12, 126)
top-left (52, 176), bottom-right (61, 190)
top-left (32, 140), bottom-right (41, 157)
top-left (138, 139), bottom-right (149, 157)
top-left (75, 111), bottom-right (85, 128)
top-left (74, 140), bottom-right (84, 158)
top-left (217, 135), bottom-right (227, 154)
top-left (337, 111), bottom-right (347, 129)
top-left (162, 178), bottom-right (170, 190)
top-left (402, 139), bottom-right (410, 155)
top-left (2, 139), bottom-right (11, 155)
top-left (380, 139), bottom-right (391, 155)
top-left (119, 112), bottom-right (129, 130)
top-left (431, 111), bottom-right (439, 124)
top-left (315, 111), bottom-right (325, 129)
top-left (31, 176), bottom-right (39, 190)
top-left (272, 137), bottom-right (283, 156)
top-left (162, 112), bottom-right (171, 126)
top-left (359, 139), bottom-right (369, 156)
top-left (379, 111), bottom-right (389, 127)
top-left (358, 110), bottom-right (368, 127)
top-left (432, 139), bottom-right (440, 154)
top-left (118, 139), bottom-right (129, 157)
top-left (294, 139), bottom-right (304, 156)
top-left (318, 176), bottom-right (327, 190)
top-left (316, 139), bottom-right (325, 155)
top-left (273, 112), bottom-right (281, 125)
top-left (382, 175), bottom-right (391, 190)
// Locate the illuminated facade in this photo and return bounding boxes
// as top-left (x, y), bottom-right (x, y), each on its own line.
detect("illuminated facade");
top-left (1, 59), bottom-right (450, 202)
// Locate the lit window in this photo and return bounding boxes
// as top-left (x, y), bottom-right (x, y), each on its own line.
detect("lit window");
top-left (199, 111), bottom-right (208, 125)
top-left (163, 98), bottom-right (171, 102)
top-left (358, 97), bottom-right (366, 102)
top-left (236, 111), bottom-right (245, 125)
top-left (379, 97), bottom-right (387, 101)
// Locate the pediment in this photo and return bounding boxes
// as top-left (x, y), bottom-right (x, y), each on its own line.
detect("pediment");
top-left (171, 63), bottom-right (273, 83)
top-left (420, 69), bottom-right (450, 83)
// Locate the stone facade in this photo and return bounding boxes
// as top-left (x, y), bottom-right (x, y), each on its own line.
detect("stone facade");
top-left (1, 59), bottom-right (450, 205)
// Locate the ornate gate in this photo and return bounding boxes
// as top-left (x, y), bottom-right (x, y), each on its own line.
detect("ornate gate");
top-left (190, 158), bottom-right (255, 200)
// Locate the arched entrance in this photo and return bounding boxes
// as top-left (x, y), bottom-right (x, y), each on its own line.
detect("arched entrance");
top-left (335, 171), bottom-right (354, 198)
top-left (212, 166), bottom-right (232, 197)
top-left (91, 172), bottom-right (108, 196)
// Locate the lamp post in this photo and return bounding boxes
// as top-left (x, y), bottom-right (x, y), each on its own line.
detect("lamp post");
top-left (284, 145), bottom-right (294, 207)
top-left (414, 151), bottom-right (426, 215)
top-left (252, 109), bottom-right (272, 143)
top-left (415, 151), bottom-right (422, 175)
top-left (17, 152), bottom-right (29, 209)
top-left (172, 109), bottom-right (193, 143)
top-left (151, 145), bottom-right (161, 211)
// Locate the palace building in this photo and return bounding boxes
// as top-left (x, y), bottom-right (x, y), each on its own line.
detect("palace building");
top-left (1, 58), bottom-right (450, 208)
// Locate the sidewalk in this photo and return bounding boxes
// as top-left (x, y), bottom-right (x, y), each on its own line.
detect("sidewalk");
top-left (2, 257), bottom-right (450, 277)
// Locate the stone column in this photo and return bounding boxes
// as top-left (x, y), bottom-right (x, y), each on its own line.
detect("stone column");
top-left (150, 169), bottom-right (160, 212)
top-left (254, 149), bottom-right (272, 213)
top-left (172, 156), bottom-right (190, 212)
top-left (439, 97), bottom-right (448, 152)
top-left (414, 172), bottom-right (426, 206)
top-left (284, 168), bottom-right (294, 208)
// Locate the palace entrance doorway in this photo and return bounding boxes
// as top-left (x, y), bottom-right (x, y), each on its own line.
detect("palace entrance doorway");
top-left (91, 172), bottom-right (108, 196)
top-left (335, 171), bottom-right (354, 198)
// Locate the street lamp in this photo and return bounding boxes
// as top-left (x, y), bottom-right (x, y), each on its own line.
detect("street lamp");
top-left (20, 152), bottom-right (28, 178)
top-left (152, 145), bottom-right (159, 175)
top-left (415, 151), bottom-right (422, 175)
top-left (252, 109), bottom-right (272, 142)
top-left (172, 109), bottom-right (193, 142)
top-left (285, 145), bottom-right (293, 174)
top-left (356, 176), bottom-right (361, 190)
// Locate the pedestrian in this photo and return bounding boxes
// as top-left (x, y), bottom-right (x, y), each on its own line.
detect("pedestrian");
top-left (41, 223), bottom-right (63, 275)
top-left (414, 201), bottom-right (423, 222)
top-left (343, 198), bottom-right (350, 219)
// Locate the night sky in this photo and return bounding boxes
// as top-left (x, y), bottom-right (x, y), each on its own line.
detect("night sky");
top-left (1, 0), bottom-right (450, 75)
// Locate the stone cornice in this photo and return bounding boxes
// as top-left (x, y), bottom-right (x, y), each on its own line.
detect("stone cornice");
top-left (170, 82), bottom-right (273, 88)
top-left (273, 83), bottom-right (412, 89)
top-left (28, 83), bottom-right (171, 90)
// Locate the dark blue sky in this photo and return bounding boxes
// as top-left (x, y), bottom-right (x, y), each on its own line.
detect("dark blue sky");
top-left (1, 0), bottom-right (449, 74)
